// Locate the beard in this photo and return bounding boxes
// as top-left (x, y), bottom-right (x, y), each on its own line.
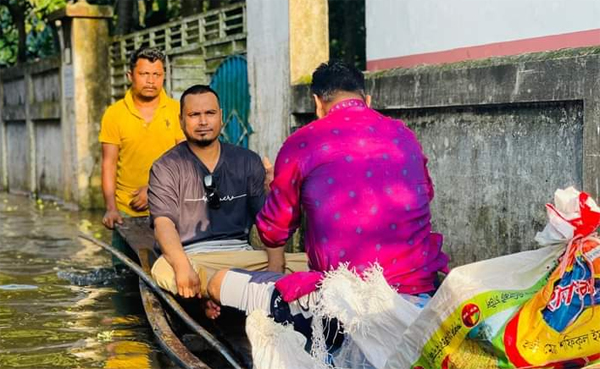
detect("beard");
top-left (184, 131), bottom-right (219, 147)
top-left (190, 137), bottom-right (217, 147)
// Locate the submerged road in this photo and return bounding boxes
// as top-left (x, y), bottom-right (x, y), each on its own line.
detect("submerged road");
top-left (0, 193), bottom-right (177, 369)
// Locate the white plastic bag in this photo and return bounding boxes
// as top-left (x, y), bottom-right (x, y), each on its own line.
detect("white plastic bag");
top-left (535, 186), bottom-right (600, 245)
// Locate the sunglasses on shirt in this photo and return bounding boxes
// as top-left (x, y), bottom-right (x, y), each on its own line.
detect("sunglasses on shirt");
top-left (203, 174), bottom-right (221, 209)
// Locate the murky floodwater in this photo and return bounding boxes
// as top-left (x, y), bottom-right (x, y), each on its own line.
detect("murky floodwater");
top-left (0, 193), bottom-right (177, 369)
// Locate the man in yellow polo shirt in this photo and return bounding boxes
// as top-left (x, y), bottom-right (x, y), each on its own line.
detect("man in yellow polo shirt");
top-left (99, 47), bottom-right (185, 262)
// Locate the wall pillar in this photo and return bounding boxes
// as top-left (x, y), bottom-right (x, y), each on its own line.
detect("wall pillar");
top-left (289, 0), bottom-right (329, 84)
top-left (49, 2), bottom-right (112, 209)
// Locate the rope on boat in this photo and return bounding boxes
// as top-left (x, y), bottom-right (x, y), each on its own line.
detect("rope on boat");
top-left (78, 232), bottom-right (246, 369)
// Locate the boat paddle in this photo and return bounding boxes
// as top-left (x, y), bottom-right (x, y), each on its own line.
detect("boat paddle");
top-left (78, 232), bottom-right (245, 369)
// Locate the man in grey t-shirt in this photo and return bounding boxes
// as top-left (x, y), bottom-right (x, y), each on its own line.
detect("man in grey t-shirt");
top-left (148, 85), bottom-right (307, 302)
top-left (149, 132), bottom-right (266, 246)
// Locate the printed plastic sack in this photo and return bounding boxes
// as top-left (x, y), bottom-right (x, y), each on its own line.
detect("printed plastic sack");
top-left (504, 235), bottom-right (600, 367)
top-left (503, 188), bottom-right (600, 367)
top-left (386, 187), bottom-right (600, 369)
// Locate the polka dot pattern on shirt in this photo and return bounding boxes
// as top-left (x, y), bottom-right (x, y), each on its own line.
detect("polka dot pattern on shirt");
top-left (256, 98), bottom-right (447, 297)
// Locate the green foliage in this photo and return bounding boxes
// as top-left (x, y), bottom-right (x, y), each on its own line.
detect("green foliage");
top-left (26, 14), bottom-right (55, 59)
top-left (0, 6), bottom-right (18, 66)
top-left (0, 0), bottom-right (64, 67)
top-left (31, 0), bottom-right (65, 14)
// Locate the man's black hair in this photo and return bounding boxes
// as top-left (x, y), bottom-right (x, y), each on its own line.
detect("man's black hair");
top-left (179, 84), bottom-right (221, 113)
top-left (310, 60), bottom-right (365, 102)
top-left (129, 47), bottom-right (166, 71)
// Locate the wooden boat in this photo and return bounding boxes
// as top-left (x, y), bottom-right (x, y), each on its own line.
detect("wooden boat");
top-left (91, 218), bottom-right (600, 369)
top-left (115, 217), bottom-right (252, 369)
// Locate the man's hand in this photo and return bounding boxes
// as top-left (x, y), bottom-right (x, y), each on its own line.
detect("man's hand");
top-left (174, 263), bottom-right (201, 298)
top-left (130, 186), bottom-right (149, 212)
top-left (102, 209), bottom-right (123, 229)
top-left (263, 156), bottom-right (274, 194)
top-left (154, 217), bottom-right (197, 298)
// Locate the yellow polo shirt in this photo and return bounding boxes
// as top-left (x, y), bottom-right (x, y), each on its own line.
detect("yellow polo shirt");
top-left (99, 89), bottom-right (185, 216)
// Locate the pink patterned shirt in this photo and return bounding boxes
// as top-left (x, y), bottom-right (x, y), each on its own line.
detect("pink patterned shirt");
top-left (257, 99), bottom-right (449, 300)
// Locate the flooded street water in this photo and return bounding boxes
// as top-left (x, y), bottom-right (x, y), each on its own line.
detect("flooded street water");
top-left (0, 193), bottom-right (177, 369)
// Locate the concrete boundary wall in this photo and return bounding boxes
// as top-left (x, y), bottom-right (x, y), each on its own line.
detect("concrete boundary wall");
top-left (0, 2), bottom-right (113, 208)
top-left (290, 48), bottom-right (600, 266)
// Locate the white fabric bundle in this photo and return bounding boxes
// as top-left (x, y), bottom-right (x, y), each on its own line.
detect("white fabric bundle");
top-left (534, 186), bottom-right (600, 245)
top-left (315, 264), bottom-right (421, 369)
top-left (245, 309), bottom-right (321, 369)
top-left (246, 263), bottom-right (423, 369)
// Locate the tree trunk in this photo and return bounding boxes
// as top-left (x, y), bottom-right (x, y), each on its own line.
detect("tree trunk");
top-left (181, 0), bottom-right (202, 17)
top-left (206, 0), bottom-right (224, 11)
top-left (114, 0), bottom-right (139, 35)
top-left (14, 7), bottom-right (26, 63)
top-left (328, 0), bottom-right (366, 70)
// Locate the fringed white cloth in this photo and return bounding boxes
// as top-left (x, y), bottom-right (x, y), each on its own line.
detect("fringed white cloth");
top-left (245, 309), bottom-right (324, 369)
top-left (245, 263), bottom-right (423, 369)
top-left (315, 264), bottom-right (422, 369)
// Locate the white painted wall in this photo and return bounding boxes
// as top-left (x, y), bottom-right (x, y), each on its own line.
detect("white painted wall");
top-left (366, 0), bottom-right (600, 62)
top-left (247, 0), bottom-right (291, 162)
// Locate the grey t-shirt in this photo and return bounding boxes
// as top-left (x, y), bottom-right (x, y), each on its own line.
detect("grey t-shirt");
top-left (148, 142), bottom-right (266, 245)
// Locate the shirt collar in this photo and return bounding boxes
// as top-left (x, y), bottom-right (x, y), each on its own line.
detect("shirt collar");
top-left (328, 98), bottom-right (367, 115)
top-left (124, 88), bottom-right (169, 119)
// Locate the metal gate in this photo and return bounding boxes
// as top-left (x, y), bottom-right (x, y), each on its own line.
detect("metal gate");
top-left (209, 55), bottom-right (251, 148)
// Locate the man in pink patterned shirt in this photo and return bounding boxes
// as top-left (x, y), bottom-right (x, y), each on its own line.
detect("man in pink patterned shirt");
top-left (205, 61), bottom-right (448, 339)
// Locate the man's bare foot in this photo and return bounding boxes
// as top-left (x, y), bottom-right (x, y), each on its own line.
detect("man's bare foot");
top-left (202, 298), bottom-right (221, 319)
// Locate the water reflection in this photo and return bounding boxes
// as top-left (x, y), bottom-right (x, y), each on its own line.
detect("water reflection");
top-left (0, 193), bottom-right (176, 369)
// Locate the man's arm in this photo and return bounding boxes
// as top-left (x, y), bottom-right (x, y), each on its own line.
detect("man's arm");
top-left (148, 161), bottom-right (203, 298)
top-left (265, 246), bottom-right (285, 273)
top-left (262, 156), bottom-right (274, 194)
top-left (101, 143), bottom-right (123, 229)
top-left (256, 151), bottom-right (303, 249)
top-left (248, 154), bottom-right (286, 271)
top-left (154, 216), bottom-right (200, 298)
